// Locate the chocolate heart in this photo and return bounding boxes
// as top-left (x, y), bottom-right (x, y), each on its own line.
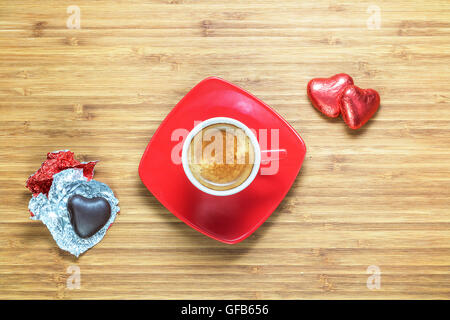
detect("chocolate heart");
top-left (339, 85), bottom-right (380, 129)
top-left (67, 195), bottom-right (111, 239)
top-left (307, 73), bottom-right (354, 118)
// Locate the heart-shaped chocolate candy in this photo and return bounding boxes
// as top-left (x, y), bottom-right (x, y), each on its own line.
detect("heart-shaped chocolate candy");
top-left (67, 195), bottom-right (111, 239)
top-left (339, 85), bottom-right (380, 129)
top-left (307, 73), bottom-right (354, 118)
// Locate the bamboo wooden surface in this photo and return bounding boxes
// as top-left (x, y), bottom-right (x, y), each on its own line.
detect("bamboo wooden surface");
top-left (1, 0), bottom-right (449, 299)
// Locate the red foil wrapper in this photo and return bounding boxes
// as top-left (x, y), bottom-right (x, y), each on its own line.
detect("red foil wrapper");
top-left (26, 151), bottom-right (97, 197)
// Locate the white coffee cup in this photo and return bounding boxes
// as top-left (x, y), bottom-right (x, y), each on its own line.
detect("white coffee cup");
top-left (181, 117), bottom-right (261, 196)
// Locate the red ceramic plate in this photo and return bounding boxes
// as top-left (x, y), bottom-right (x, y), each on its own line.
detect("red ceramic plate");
top-left (139, 77), bottom-right (306, 244)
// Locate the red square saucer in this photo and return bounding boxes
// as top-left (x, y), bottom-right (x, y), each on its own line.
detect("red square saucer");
top-left (139, 77), bottom-right (306, 244)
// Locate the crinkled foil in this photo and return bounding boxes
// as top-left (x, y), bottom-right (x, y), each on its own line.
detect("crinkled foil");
top-left (29, 169), bottom-right (119, 257)
top-left (26, 150), bottom-right (97, 197)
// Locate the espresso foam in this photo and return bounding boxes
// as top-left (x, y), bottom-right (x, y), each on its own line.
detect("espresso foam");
top-left (188, 123), bottom-right (255, 191)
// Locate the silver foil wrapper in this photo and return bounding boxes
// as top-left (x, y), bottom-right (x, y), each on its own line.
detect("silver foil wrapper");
top-left (29, 169), bottom-right (119, 257)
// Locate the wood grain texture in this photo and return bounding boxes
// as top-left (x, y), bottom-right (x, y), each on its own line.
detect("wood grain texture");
top-left (1, 0), bottom-right (449, 299)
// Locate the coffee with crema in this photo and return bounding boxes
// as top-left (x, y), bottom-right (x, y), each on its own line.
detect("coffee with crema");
top-left (187, 123), bottom-right (255, 191)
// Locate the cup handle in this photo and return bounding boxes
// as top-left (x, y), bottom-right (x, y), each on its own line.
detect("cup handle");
top-left (260, 149), bottom-right (287, 165)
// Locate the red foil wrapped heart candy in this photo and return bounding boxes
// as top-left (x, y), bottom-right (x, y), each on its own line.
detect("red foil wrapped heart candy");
top-left (307, 73), bottom-right (354, 118)
top-left (339, 85), bottom-right (380, 130)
